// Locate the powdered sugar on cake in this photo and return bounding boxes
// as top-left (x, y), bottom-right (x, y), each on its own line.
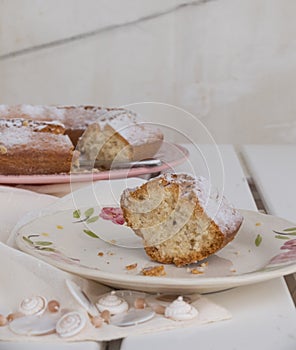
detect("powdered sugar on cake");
top-left (96, 109), bottom-right (162, 146)
top-left (21, 105), bottom-right (47, 117)
top-left (0, 104), bottom-right (66, 122)
top-left (154, 173), bottom-right (242, 235)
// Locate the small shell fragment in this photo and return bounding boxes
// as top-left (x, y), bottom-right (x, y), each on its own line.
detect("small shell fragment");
top-left (56, 311), bottom-right (87, 338)
top-left (111, 309), bottom-right (155, 327)
top-left (96, 291), bottom-right (128, 315)
top-left (66, 279), bottom-right (98, 317)
top-left (19, 296), bottom-right (47, 316)
top-left (164, 296), bottom-right (198, 321)
top-left (9, 314), bottom-right (58, 336)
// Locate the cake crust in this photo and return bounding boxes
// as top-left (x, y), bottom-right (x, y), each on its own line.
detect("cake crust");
top-left (0, 118), bottom-right (75, 175)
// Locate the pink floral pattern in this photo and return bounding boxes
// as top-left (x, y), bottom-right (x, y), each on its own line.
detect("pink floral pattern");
top-left (99, 207), bottom-right (125, 225)
top-left (269, 238), bottom-right (296, 265)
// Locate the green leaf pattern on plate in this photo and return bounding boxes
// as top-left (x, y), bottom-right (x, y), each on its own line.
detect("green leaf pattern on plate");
top-left (22, 235), bottom-right (56, 252)
top-left (72, 207), bottom-right (101, 238)
top-left (84, 208), bottom-right (94, 218)
top-left (83, 229), bottom-right (100, 239)
top-left (273, 226), bottom-right (296, 239)
top-left (22, 236), bottom-right (34, 245)
top-left (73, 207), bottom-right (99, 227)
top-left (274, 235), bottom-right (290, 240)
top-left (283, 227), bottom-right (296, 232)
top-left (86, 216), bottom-right (99, 224)
top-left (34, 241), bottom-right (53, 246)
top-left (255, 234), bottom-right (262, 247)
top-left (73, 209), bottom-right (81, 219)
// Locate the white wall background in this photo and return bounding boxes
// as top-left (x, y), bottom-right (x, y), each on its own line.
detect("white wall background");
top-left (0, 0), bottom-right (296, 145)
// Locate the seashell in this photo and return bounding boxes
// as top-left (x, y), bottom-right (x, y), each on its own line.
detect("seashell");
top-left (96, 291), bottom-right (129, 315)
top-left (111, 309), bottom-right (155, 327)
top-left (9, 314), bottom-right (58, 336)
top-left (164, 296), bottom-right (198, 321)
top-left (66, 279), bottom-right (98, 317)
top-left (56, 311), bottom-right (87, 338)
top-left (19, 296), bottom-right (47, 316)
top-left (156, 294), bottom-right (191, 303)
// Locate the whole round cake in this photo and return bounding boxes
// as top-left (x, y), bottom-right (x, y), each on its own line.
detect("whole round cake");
top-left (120, 173), bottom-right (243, 266)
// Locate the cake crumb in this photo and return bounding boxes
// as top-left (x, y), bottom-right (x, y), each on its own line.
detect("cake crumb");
top-left (255, 222), bottom-right (261, 226)
top-left (190, 268), bottom-right (204, 275)
top-left (0, 145), bottom-right (7, 154)
top-left (98, 252), bottom-right (104, 257)
top-left (141, 265), bottom-right (166, 276)
top-left (56, 225), bottom-right (63, 229)
top-left (189, 261), bottom-right (208, 274)
top-left (125, 263), bottom-right (138, 270)
top-left (200, 262), bottom-right (208, 268)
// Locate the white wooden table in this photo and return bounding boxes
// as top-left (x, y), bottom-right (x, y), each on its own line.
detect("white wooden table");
top-left (241, 145), bottom-right (296, 222)
top-left (1, 144), bottom-right (295, 350)
top-left (242, 144), bottom-right (296, 302)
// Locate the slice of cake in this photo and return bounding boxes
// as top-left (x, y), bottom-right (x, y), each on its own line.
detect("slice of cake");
top-left (0, 118), bottom-right (77, 175)
top-left (76, 109), bottom-right (164, 165)
top-left (120, 173), bottom-right (243, 266)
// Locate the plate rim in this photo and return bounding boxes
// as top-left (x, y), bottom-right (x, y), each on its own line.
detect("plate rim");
top-left (14, 209), bottom-right (296, 291)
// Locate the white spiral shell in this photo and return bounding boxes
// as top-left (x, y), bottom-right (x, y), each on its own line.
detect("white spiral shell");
top-left (56, 311), bottom-right (87, 338)
top-left (19, 296), bottom-right (47, 316)
top-left (164, 296), bottom-right (198, 321)
top-left (96, 291), bottom-right (128, 315)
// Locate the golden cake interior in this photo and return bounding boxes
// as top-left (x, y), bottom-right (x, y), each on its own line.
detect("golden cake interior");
top-left (121, 173), bottom-right (243, 267)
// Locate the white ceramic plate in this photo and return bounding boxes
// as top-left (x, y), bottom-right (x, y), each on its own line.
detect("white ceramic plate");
top-left (14, 179), bottom-right (296, 294)
top-left (0, 143), bottom-right (188, 185)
